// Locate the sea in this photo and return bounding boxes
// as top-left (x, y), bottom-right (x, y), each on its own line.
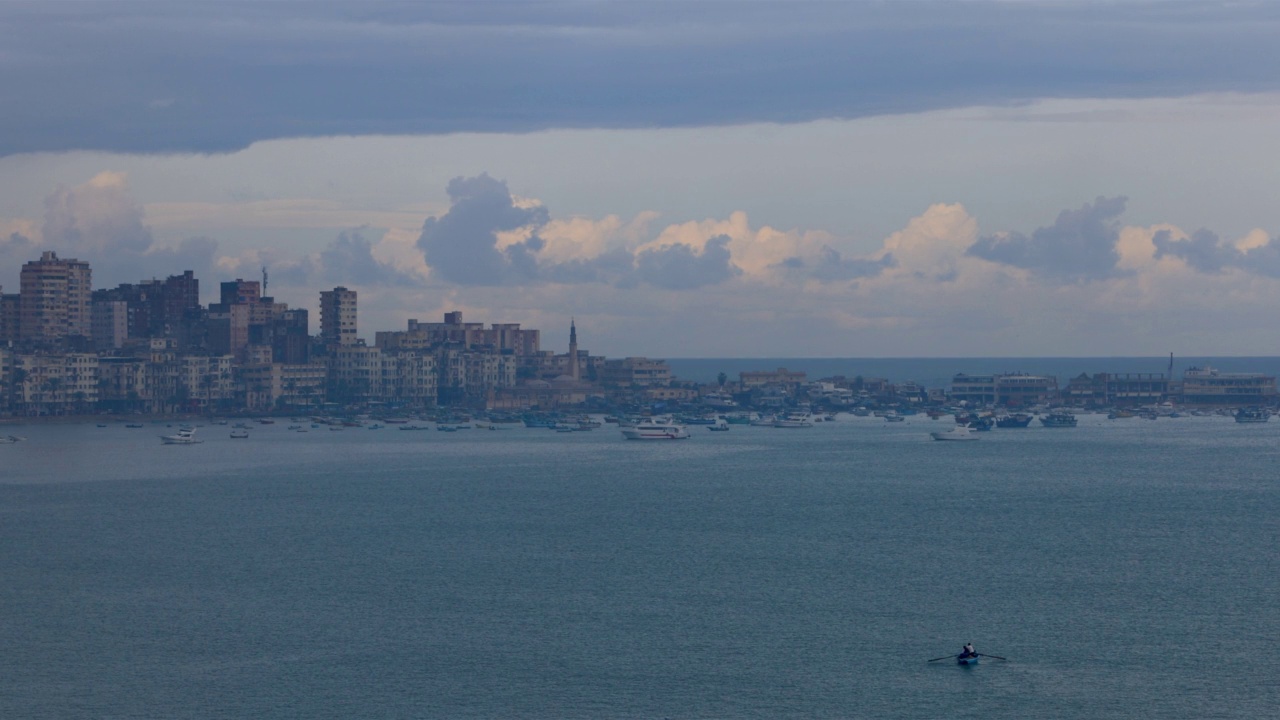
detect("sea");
top-left (3, 405), bottom-right (1279, 718)
top-left (665, 356), bottom-right (1280, 387)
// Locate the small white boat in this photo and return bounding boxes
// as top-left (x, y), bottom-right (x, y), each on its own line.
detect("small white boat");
top-left (161, 428), bottom-right (202, 445)
top-left (773, 412), bottom-right (814, 428)
top-left (621, 417), bottom-right (690, 440)
top-left (0, 435), bottom-right (26, 444)
top-left (931, 425), bottom-right (979, 441)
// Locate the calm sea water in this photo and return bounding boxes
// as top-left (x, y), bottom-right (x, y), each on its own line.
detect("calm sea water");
top-left (666, 356), bottom-right (1280, 386)
top-left (3, 415), bottom-right (1279, 718)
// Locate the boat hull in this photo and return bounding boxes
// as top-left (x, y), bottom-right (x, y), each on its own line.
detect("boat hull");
top-left (957, 655), bottom-right (979, 665)
top-left (621, 428), bottom-right (690, 440)
top-left (931, 432), bottom-right (978, 441)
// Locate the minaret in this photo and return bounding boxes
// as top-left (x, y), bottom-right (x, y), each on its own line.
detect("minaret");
top-left (569, 318), bottom-right (579, 381)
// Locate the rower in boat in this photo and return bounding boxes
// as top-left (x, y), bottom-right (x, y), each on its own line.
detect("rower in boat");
top-left (957, 643), bottom-right (978, 664)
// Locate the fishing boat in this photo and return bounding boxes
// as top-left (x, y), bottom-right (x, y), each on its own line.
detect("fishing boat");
top-left (994, 413), bottom-right (1033, 428)
top-left (1039, 410), bottom-right (1078, 428)
top-left (1234, 407), bottom-right (1270, 423)
top-left (931, 425), bottom-right (979, 441)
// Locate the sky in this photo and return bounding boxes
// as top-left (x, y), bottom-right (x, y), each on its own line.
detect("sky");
top-left (2, 1), bottom-right (1280, 358)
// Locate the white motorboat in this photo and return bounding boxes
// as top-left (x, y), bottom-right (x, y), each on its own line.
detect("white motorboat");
top-left (773, 412), bottom-right (814, 428)
top-left (620, 417), bottom-right (690, 440)
top-left (230, 429), bottom-right (249, 439)
top-left (161, 427), bottom-right (202, 445)
top-left (931, 425), bottom-right (979, 441)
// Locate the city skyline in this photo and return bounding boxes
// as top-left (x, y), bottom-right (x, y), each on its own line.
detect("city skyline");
top-left (3, 2), bottom-right (1280, 358)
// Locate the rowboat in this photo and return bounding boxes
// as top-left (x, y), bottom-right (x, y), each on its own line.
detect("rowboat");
top-left (956, 654), bottom-right (979, 665)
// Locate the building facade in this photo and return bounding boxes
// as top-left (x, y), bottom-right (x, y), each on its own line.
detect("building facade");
top-left (19, 251), bottom-right (92, 344)
top-left (320, 287), bottom-right (358, 348)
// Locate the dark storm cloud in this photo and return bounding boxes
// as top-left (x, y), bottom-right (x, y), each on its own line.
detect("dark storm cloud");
top-left (775, 247), bottom-right (896, 283)
top-left (3, 2), bottom-right (1280, 155)
top-left (418, 174), bottom-right (742, 289)
top-left (635, 235), bottom-right (741, 290)
top-left (416, 173), bottom-right (550, 286)
top-left (967, 196), bottom-right (1130, 282)
top-left (1152, 229), bottom-right (1233, 274)
top-left (273, 229), bottom-right (418, 288)
top-left (1153, 228), bottom-right (1280, 279)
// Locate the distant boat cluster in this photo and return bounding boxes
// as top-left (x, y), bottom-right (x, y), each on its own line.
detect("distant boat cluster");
top-left (16, 401), bottom-right (1262, 447)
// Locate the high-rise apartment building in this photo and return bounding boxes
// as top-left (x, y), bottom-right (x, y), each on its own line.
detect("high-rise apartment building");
top-left (91, 300), bottom-right (129, 351)
top-left (0, 292), bottom-right (18, 344)
top-left (19, 251), bottom-right (92, 343)
top-left (320, 287), bottom-right (357, 347)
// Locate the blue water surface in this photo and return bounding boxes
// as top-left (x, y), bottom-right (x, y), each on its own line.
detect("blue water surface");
top-left (2, 414), bottom-right (1278, 718)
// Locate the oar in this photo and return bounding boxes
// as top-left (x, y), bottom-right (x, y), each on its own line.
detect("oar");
top-left (977, 653), bottom-right (1007, 660)
top-left (927, 654), bottom-right (958, 662)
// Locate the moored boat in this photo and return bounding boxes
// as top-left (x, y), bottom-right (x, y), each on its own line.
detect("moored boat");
top-left (161, 427), bottom-right (202, 445)
top-left (773, 412), bottom-right (814, 428)
top-left (931, 425), bottom-right (980, 441)
top-left (1234, 407), bottom-right (1270, 423)
top-left (1039, 410), bottom-right (1078, 428)
top-left (994, 413), bottom-right (1033, 428)
top-left (620, 417), bottom-right (690, 440)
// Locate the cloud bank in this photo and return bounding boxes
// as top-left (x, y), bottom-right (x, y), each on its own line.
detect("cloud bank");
top-left (11, 170), bottom-right (1280, 356)
top-left (4, 2), bottom-right (1280, 155)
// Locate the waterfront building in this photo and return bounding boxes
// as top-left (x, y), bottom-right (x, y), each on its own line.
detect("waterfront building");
top-left (1065, 372), bottom-right (1168, 407)
top-left (239, 362), bottom-right (328, 412)
top-left (97, 356), bottom-right (151, 413)
top-left (740, 367), bottom-right (807, 390)
top-left (376, 312), bottom-right (539, 356)
top-left (950, 373), bottom-right (1058, 407)
top-left (168, 355), bottom-right (235, 412)
top-left (19, 251), bottom-right (92, 345)
top-left (327, 345), bottom-right (438, 407)
top-left (600, 357), bottom-right (672, 387)
top-left (320, 287), bottom-right (358, 348)
top-left (9, 353), bottom-right (99, 415)
top-left (1179, 366), bottom-right (1276, 406)
top-left (993, 374), bottom-right (1059, 407)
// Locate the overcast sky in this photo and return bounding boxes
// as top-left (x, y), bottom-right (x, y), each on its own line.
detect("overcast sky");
top-left (2, 1), bottom-right (1280, 357)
